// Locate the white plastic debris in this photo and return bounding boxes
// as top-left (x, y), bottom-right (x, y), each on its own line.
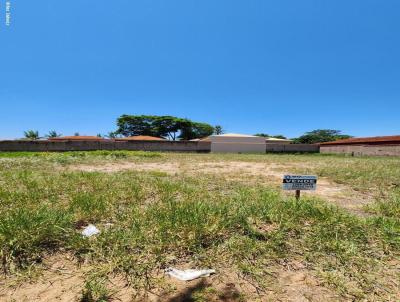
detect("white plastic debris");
top-left (165, 267), bottom-right (216, 281)
top-left (104, 222), bottom-right (114, 229)
top-left (81, 224), bottom-right (100, 237)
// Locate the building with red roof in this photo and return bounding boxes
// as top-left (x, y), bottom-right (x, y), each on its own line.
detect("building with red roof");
top-left (48, 136), bottom-right (106, 141)
top-left (320, 135), bottom-right (400, 146)
top-left (320, 135), bottom-right (400, 156)
top-left (115, 135), bottom-right (165, 141)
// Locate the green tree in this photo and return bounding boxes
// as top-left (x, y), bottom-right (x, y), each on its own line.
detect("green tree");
top-left (74, 132), bottom-right (80, 136)
top-left (45, 130), bottom-right (62, 138)
top-left (179, 122), bottom-right (214, 140)
top-left (254, 133), bottom-right (269, 137)
top-left (293, 129), bottom-right (351, 144)
top-left (116, 115), bottom-right (158, 137)
top-left (254, 133), bottom-right (287, 139)
top-left (270, 135), bottom-right (287, 139)
top-left (24, 130), bottom-right (40, 140)
top-left (106, 131), bottom-right (118, 139)
top-left (213, 125), bottom-right (224, 135)
top-left (153, 116), bottom-right (191, 140)
top-left (193, 122), bottom-right (214, 139)
top-left (116, 115), bottom-right (214, 140)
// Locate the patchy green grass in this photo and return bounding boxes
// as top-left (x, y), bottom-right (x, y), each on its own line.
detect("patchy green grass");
top-left (81, 275), bottom-right (114, 302)
top-left (0, 150), bottom-right (162, 159)
top-left (198, 153), bottom-right (400, 192)
top-left (369, 190), bottom-right (400, 217)
top-left (0, 152), bottom-right (399, 300)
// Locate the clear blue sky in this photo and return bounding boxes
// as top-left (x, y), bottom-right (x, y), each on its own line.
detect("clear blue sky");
top-left (1, 0), bottom-right (399, 139)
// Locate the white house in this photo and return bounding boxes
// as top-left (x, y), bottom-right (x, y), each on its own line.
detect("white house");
top-left (206, 133), bottom-right (266, 153)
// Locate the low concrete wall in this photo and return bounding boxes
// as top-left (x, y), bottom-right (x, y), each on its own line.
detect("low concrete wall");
top-left (210, 142), bottom-right (319, 153)
top-left (266, 144), bottom-right (320, 153)
top-left (320, 145), bottom-right (400, 156)
top-left (209, 135), bottom-right (266, 153)
top-left (0, 140), bottom-right (320, 154)
top-left (211, 142), bottom-right (266, 153)
top-left (0, 140), bottom-right (211, 152)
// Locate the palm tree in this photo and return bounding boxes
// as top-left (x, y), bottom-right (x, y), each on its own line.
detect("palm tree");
top-left (24, 130), bottom-right (40, 140)
top-left (45, 130), bottom-right (62, 138)
top-left (214, 125), bottom-right (224, 135)
top-left (106, 131), bottom-right (118, 139)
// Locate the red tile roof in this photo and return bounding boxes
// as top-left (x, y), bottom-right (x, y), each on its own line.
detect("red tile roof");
top-left (48, 136), bottom-right (106, 141)
top-left (320, 135), bottom-right (400, 146)
top-left (115, 135), bottom-right (165, 141)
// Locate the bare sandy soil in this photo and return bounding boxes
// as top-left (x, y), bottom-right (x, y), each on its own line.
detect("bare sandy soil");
top-left (1, 254), bottom-right (339, 302)
top-left (71, 160), bottom-right (372, 216)
top-left (0, 255), bottom-right (85, 302)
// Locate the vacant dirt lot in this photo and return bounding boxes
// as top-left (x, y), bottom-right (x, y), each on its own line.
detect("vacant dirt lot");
top-left (72, 160), bottom-right (372, 215)
top-left (1, 151), bottom-right (399, 301)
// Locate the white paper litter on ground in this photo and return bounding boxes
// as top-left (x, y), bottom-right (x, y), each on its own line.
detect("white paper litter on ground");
top-left (165, 267), bottom-right (216, 281)
top-left (81, 224), bottom-right (100, 237)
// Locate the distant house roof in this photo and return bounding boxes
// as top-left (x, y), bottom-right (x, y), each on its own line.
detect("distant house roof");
top-left (320, 135), bottom-right (400, 146)
top-left (265, 137), bottom-right (293, 142)
top-left (48, 136), bottom-right (105, 141)
top-left (198, 137), bottom-right (211, 142)
top-left (211, 133), bottom-right (259, 138)
top-left (115, 135), bottom-right (165, 141)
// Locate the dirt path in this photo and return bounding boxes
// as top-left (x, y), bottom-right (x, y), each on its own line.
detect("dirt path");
top-left (71, 160), bottom-right (372, 216)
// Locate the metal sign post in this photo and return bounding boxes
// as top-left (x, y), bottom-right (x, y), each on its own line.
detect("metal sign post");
top-left (282, 175), bottom-right (317, 200)
top-left (295, 189), bottom-right (301, 200)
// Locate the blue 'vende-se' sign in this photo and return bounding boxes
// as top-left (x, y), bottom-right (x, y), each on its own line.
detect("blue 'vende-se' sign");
top-left (282, 175), bottom-right (317, 191)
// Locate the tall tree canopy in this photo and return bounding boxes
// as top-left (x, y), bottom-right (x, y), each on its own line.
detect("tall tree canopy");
top-left (116, 115), bottom-right (214, 140)
top-left (179, 122), bottom-right (215, 140)
top-left (293, 129), bottom-right (352, 144)
top-left (116, 115), bottom-right (157, 137)
top-left (153, 116), bottom-right (192, 140)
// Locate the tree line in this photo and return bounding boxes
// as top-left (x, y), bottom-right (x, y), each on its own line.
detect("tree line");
top-left (22, 114), bottom-right (352, 144)
top-left (254, 129), bottom-right (351, 144)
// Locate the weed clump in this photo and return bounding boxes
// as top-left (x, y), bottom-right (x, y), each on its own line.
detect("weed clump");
top-left (81, 276), bottom-right (112, 302)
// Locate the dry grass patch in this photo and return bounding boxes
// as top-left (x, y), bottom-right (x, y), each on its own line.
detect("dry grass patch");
top-left (71, 159), bottom-right (373, 215)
